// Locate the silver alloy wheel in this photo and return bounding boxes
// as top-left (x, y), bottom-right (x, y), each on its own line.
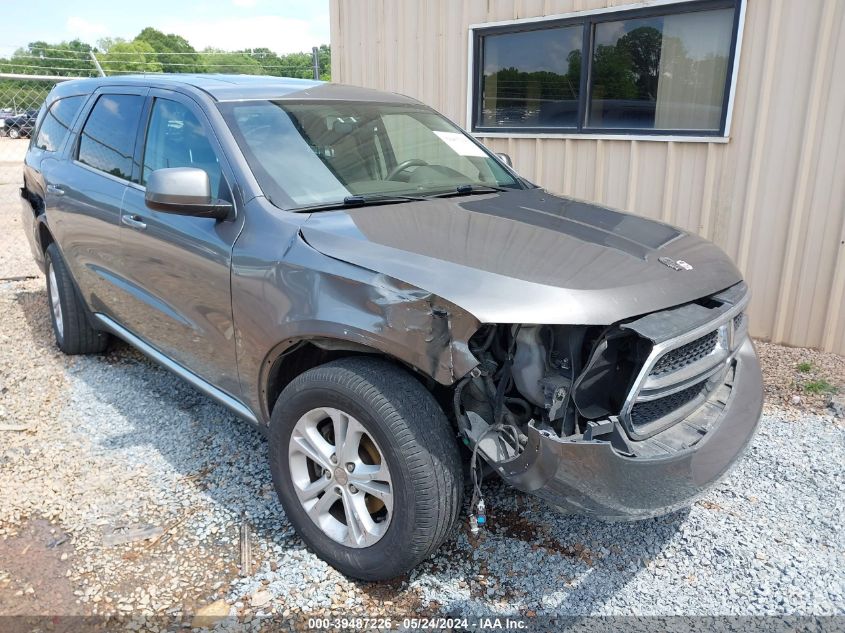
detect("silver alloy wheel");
top-left (48, 263), bottom-right (64, 337)
top-left (288, 407), bottom-right (393, 548)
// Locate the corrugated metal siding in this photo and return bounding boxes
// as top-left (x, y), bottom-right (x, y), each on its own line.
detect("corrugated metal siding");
top-left (330, 0), bottom-right (845, 353)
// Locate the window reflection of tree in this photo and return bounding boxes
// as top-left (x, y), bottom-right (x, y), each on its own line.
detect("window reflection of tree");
top-left (79, 128), bottom-right (135, 180)
top-left (592, 27), bottom-right (664, 104)
top-left (482, 50), bottom-right (582, 127)
top-left (78, 96), bottom-right (141, 180)
top-left (590, 23), bottom-right (728, 129)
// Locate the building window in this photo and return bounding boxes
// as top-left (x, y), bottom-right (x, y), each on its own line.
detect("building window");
top-left (472, 0), bottom-right (741, 136)
top-left (479, 26), bottom-right (583, 129)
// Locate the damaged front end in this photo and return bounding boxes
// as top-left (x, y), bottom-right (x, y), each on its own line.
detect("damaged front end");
top-left (455, 282), bottom-right (763, 520)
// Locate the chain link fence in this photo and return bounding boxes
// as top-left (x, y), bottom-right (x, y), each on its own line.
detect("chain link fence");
top-left (0, 46), bottom-right (327, 212)
top-left (0, 75), bottom-right (62, 211)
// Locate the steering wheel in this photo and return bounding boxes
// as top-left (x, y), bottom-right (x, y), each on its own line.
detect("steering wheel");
top-left (387, 158), bottom-right (429, 181)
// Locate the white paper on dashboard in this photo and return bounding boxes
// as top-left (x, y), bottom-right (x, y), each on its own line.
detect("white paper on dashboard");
top-left (432, 131), bottom-right (488, 157)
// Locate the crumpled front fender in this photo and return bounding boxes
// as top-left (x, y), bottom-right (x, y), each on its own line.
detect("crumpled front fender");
top-left (232, 215), bottom-right (481, 422)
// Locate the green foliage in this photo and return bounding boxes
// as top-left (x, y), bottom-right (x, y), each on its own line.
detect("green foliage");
top-left (134, 28), bottom-right (205, 73)
top-left (241, 44), bottom-right (330, 79)
top-left (591, 26), bottom-right (670, 102)
top-left (0, 30), bottom-right (329, 81)
top-left (97, 40), bottom-right (164, 74)
top-left (592, 43), bottom-right (637, 101)
top-left (796, 362), bottom-right (813, 373)
top-left (0, 31), bottom-right (330, 112)
top-left (802, 379), bottom-right (837, 395)
top-left (0, 40), bottom-right (98, 110)
top-left (200, 48), bottom-right (263, 75)
top-left (617, 27), bottom-right (663, 99)
top-left (0, 39), bottom-right (97, 77)
top-left (484, 50), bottom-right (581, 114)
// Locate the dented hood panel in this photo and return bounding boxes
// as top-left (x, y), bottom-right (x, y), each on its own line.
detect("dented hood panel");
top-left (301, 188), bottom-right (743, 325)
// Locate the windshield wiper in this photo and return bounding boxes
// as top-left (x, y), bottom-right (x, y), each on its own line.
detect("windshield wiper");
top-left (428, 184), bottom-right (509, 198)
top-left (291, 193), bottom-right (427, 213)
top-left (343, 193), bottom-right (427, 205)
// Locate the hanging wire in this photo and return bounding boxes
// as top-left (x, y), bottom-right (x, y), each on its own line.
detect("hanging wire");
top-left (21, 45), bottom-right (302, 57)
top-left (8, 55), bottom-right (98, 62)
top-left (1, 45), bottom-right (326, 80)
top-left (94, 59), bottom-right (312, 69)
top-left (0, 63), bottom-right (97, 74)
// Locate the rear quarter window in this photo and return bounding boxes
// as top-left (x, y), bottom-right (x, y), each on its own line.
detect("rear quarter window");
top-left (77, 94), bottom-right (145, 181)
top-left (34, 95), bottom-right (86, 152)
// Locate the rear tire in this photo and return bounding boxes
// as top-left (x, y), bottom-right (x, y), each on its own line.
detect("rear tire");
top-left (45, 243), bottom-right (109, 355)
top-left (8, 128), bottom-right (19, 139)
top-left (268, 357), bottom-right (463, 580)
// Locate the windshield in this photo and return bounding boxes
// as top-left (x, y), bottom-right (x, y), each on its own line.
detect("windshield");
top-left (219, 100), bottom-right (521, 209)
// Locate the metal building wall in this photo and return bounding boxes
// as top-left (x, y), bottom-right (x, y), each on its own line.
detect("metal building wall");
top-left (330, 0), bottom-right (845, 354)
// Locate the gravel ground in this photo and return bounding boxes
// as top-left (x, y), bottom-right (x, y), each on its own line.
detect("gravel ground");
top-left (1, 175), bottom-right (844, 629)
top-left (756, 340), bottom-right (844, 414)
top-left (0, 138), bottom-right (38, 281)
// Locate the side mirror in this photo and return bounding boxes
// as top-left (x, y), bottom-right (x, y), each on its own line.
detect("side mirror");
top-left (496, 153), bottom-right (513, 168)
top-left (145, 167), bottom-right (232, 220)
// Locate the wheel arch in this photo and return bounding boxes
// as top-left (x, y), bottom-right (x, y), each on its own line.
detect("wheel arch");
top-left (38, 218), bottom-right (54, 255)
top-left (260, 326), bottom-right (450, 423)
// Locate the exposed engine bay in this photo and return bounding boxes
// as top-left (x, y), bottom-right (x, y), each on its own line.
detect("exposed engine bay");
top-left (453, 282), bottom-right (751, 512)
top-left (454, 322), bottom-right (645, 462)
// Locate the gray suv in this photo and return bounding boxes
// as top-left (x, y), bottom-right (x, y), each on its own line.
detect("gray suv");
top-left (21, 75), bottom-right (763, 580)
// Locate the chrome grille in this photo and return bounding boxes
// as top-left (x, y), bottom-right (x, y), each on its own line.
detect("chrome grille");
top-left (620, 282), bottom-right (750, 439)
top-left (650, 331), bottom-right (718, 378)
top-left (631, 381), bottom-right (706, 427)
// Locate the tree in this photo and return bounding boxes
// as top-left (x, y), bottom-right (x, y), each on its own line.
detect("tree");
top-left (0, 40), bottom-right (96, 111)
top-left (617, 26), bottom-right (663, 100)
top-left (591, 43), bottom-right (638, 101)
top-left (245, 45), bottom-right (330, 79)
top-left (200, 48), bottom-right (262, 75)
top-left (134, 27), bottom-right (203, 73)
top-left (96, 40), bottom-right (163, 75)
top-left (0, 30), bottom-right (331, 82)
top-left (0, 39), bottom-right (96, 77)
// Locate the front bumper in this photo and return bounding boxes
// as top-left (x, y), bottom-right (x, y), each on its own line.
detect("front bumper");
top-left (499, 337), bottom-right (763, 520)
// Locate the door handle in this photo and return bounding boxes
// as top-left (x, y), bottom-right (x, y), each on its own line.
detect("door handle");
top-left (121, 214), bottom-right (147, 230)
top-left (46, 184), bottom-right (65, 196)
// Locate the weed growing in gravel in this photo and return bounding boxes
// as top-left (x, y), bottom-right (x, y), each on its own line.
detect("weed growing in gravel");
top-left (802, 379), bottom-right (838, 395)
top-left (796, 361), bottom-right (813, 373)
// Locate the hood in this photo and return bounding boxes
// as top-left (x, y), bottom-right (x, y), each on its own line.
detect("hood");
top-left (300, 188), bottom-right (743, 325)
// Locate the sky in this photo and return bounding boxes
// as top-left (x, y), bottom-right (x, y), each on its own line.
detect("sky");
top-left (0, 0), bottom-right (330, 57)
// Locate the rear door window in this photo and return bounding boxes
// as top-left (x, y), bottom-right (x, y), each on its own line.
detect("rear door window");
top-left (34, 95), bottom-right (86, 152)
top-left (77, 94), bottom-right (145, 181)
top-left (141, 98), bottom-right (223, 195)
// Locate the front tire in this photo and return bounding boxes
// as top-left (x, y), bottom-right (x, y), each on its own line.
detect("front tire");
top-left (268, 357), bottom-right (463, 581)
top-left (45, 244), bottom-right (109, 355)
top-left (8, 127), bottom-right (19, 139)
